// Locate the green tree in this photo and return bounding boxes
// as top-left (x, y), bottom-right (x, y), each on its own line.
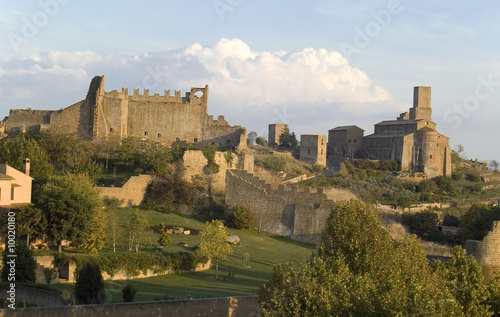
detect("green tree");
top-left (82, 206), bottom-right (106, 254)
top-left (197, 220), bottom-right (233, 279)
top-left (278, 128), bottom-right (298, 149)
top-left (74, 262), bottom-right (105, 304)
top-left (113, 137), bottom-right (172, 174)
top-left (460, 204), bottom-right (500, 242)
top-left (104, 197), bottom-right (122, 252)
top-left (202, 142), bottom-right (220, 174)
top-left (11, 205), bottom-right (46, 246)
top-left (122, 284), bottom-right (137, 302)
top-left (227, 205), bottom-right (256, 230)
top-left (128, 210), bottom-right (148, 253)
top-left (1, 242), bottom-right (36, 284)
top-left (443, 246), bottom-right (492, 317)
top-left (0, 135), bottom-right (54, 185)
top-left (38, 131), bottom-right (98, 175)
top-left (36, 173), bottom-right (102, 252)
top-left (256, 136), bottom-right (267, 147)
top-left (259, 201), bottom-right (462, 316)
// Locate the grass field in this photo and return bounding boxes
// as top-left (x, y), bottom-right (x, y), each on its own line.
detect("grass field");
top-left (49, 208), bottom-right (315, 303)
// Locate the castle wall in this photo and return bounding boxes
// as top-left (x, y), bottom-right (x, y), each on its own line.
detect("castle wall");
top-left (1, 76), bottom-right (245, 150)
top-left (182, 150), bottom-right (241, 193)
top-left (99, 174), bottom-right (153, 207)
top-left (466, 221), bottom-right (500, 282)
top-left (48, 101), bottom-right (83, 135)
top-left (226, 169), bottom-right (337, 243)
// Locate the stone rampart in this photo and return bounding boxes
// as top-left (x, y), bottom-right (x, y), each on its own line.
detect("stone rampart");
top-left (99, 174), bottom-right (153, 207)
top-left (226, 170), bottom-right (341, 243)
top-left (465, 221), bottom-right (500, 282)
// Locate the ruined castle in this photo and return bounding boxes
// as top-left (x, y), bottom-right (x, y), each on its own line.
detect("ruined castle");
top-left (1, 76), bottom-right (246, 150)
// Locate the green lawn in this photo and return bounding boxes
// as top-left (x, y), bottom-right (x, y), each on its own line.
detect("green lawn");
top-left (49, 208), bottom-right (315, 303)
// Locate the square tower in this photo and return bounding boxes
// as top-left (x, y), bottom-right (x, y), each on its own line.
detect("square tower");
top-left (410, 86), bottom-right (432, 120)
top-left (300, 135), bottom-right (327, 167)
top-left (268, 124), bottom-right (289, 147)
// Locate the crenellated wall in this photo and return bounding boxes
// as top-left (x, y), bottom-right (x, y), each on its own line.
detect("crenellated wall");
top-left (1, 76), bottom-right (246, 151)
top-left (225, 169), bottom-right (340, 243)
top-left (99, 174), bottom-right (153, 207)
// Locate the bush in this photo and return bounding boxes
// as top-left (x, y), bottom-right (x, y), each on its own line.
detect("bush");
top-left (228, 205), bottom-right (256, 230)
top-left (402, 211), bottom-right (439, 234)
top-left (256, 137), bottom-right (267, 147)
top-left (75, 263), bottom-right (105, 304)
top-left (443, 214), bottom-right (460, 227)
top-left (122, 284), bottom-right (137, 302)
top-left (451, 170), bottom-right (464, 181)
top-left (466, 170), bottom-right (482, 182)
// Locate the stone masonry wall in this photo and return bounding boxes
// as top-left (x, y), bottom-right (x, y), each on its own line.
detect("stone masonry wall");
top-left (465, 221), bottom-right (500, 282)
top-left (226, 169), bottom-right (338, 243)
top-left (99, 174), bottom-right (153, 207)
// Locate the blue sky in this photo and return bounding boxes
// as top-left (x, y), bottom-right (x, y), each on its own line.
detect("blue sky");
top-left (0, 0), bottom-right (499, 162)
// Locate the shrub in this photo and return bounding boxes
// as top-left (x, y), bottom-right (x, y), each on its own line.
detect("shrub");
top-left (122, 284), bottom-right (137, 302)
top-left (256, 137), bottom-right (267, 147)
top-left (466, 170), bottom-right (482, 182)
top-left (402, 211), bottom-right (439, 234)
top-left (452, 170), bottom-right (464, 181)
top-left (228, 205), bottom-right (256, 230)
top-left (443, 214), bottom-right (460, 227)
top-left (75, 263), bottom-right (105, 304)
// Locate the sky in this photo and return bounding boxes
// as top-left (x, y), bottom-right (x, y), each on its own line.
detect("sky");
top-left (0, 0), bottom-right (499, 161)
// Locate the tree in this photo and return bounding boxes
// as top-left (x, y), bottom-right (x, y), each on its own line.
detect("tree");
top-left (36, 173), bottom-right (102, 252)
top-left (1, 242), bottom-right (36, 284)
top-left (227, 205), bottom-right (256, 230)
top-left (127, 210), bottom-right (148, 253)
top-left (38, 131), bottom-right (98, 175)
top-left (74, 262), bottom-right (105, 304)
top-left (442, 246), bottom-right (492, 317)
top-left (278, 128), bottom-right (298, 149)
top-left (11, 205), bottom-right (46, 247)
top-left (104, 197), bottom-right (122, 252)
top-left (256, 136), bottom-right (267, 147)
top-left (82, 206), bottom-right (106, 254)
top-left (460, 204), bottom-right (500, 242)
top-left (113, 137), bottom-right (172, 175)
top-left (259, 201), bottom-right (463, 316)
top-left (490, 159), bottom-right (499, 171)
top-left (0, 135), bottom-right (54, 185)
top-left (197, 220), bottom-right (233, 279)
top-left (247, 131), bottom-right (257, 145)
top-left (122, 284), bottom-right (137, 302)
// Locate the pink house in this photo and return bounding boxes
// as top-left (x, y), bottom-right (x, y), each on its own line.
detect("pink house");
top-left (0, 159), bottom-right (33, 207)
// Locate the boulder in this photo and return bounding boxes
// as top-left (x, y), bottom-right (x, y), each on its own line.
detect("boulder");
top-left (227, 235), bottom-right (240, 245)
top-left (183, 230), bottom-right (191, 235)
top-left (172, 227), bottom-right (184, 234)
top-left (166, 229), bottom-right (173, 234)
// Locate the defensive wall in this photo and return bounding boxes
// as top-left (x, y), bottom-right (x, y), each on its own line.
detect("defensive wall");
top-left (225, 169), bottom-right (339, 243)
top-left (0, 295), bottom-right (259, 317)
top-left (465, 221), bottom-right (500, 282)
top-left (99, 174), bottom-right (154, 207)
top-left (2, 76), bottom-right (247, 151)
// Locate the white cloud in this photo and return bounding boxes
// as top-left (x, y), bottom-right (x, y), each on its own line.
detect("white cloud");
top-left (0, 38), bottom-right (397, 132)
